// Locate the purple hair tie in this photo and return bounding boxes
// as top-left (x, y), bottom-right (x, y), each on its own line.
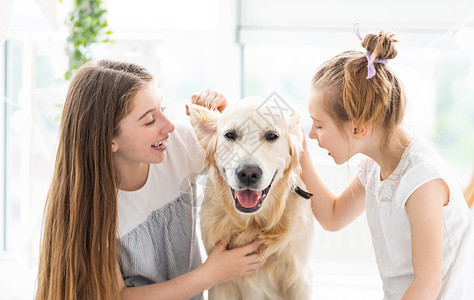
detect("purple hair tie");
top-left (353, 23), bottom-right (388, 79)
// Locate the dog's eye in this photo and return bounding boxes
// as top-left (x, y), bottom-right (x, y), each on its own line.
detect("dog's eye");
top-left (224, 130), bottom-right (237, 140)
top-left (265, 132), bottom-right (279, 141)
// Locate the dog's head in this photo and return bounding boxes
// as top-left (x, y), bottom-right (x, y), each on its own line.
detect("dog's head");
top-left (188, 96), bottom-right (303, 214)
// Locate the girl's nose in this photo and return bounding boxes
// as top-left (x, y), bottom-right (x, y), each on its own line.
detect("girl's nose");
top-left (308, 127), bottom-right (317, 140)
top-left (159, 114), bottom-right (175, 134)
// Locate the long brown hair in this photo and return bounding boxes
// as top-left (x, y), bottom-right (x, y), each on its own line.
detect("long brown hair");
top-left (312, 29), bottom-right (409, 165)
top-left (36, 60), bottom-right (152, 300)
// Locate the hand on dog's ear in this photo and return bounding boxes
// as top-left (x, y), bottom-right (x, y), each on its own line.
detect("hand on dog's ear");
top-left (187, 103), bottom-right (220, 151)
top-left (190, 89), bottom-right (228, 113)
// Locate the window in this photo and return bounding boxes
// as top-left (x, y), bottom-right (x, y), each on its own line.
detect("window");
top-left (239, 0), bottom-right (474, 186)
top-left (2, 39), bottom-right (65, 254)
top-left (1, 41), bottom-right (5, 251)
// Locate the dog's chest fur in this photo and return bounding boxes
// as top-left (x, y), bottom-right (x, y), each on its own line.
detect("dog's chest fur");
top-left (201, 166), bottom-right (305, 258)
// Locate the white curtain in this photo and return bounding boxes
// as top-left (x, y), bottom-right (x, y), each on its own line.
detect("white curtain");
top-left (0, 0), bottom-right (15, 45)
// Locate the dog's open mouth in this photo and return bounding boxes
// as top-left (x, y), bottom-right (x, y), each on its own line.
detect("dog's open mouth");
top-left (231, 184), bottom-right (271, 214)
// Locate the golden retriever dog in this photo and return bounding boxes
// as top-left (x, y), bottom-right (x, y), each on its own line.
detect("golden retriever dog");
top-left (188, 96), bottom-right (314, 300)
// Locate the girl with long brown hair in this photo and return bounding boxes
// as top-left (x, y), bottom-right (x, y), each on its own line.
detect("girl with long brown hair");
top-left (301, 24), bottom-right (474, 299)
top-left (36, 60), bottom-right (264, 300)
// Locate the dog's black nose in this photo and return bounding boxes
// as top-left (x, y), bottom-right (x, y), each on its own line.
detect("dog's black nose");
top-left (236, 164), bottom-right (262, 186)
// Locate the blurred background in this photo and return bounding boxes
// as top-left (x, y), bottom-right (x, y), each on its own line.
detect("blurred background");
top-left (0, 0), bottom-right (473, 299)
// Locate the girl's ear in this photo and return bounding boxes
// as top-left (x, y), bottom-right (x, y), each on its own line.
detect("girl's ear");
top-left (112, 139), bottom-right (118, 152)
top-left (187, 104), bottom-right (220, 151)
top-left (352, 120), bottom-right (369, 140)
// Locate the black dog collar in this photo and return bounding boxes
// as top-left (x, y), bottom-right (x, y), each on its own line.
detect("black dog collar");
top-left (292, 185), bottom-right (313, 199)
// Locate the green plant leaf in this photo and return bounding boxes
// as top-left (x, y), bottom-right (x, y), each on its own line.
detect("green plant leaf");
top-left (65, 0), bottom-right (113, 80)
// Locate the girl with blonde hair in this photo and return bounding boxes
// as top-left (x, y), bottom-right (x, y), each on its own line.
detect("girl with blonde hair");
top-left (301, 24), bottom-right (474, 299)
top-left (36, 60), bottom-right (264, 300)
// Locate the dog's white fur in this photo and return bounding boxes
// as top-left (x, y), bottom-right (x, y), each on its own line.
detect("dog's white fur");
top-left (189, 97), bottom-right (314, 300)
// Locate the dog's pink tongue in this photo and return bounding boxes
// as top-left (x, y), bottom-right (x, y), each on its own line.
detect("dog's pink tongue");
top-left (235, 189), bottom-right (262, 208)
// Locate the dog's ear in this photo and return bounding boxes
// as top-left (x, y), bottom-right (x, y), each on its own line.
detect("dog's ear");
top-left (288, 113), bottom-right (303, 157)
top-left (287, 113), bottom-right (304, 183)
top-left (187, 103), bottom-right (220, 151)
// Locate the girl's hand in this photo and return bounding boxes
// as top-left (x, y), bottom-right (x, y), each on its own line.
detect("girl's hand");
top-left (301, 127), bottom-right (308, 150)
top-left (186, 89), bottom-right (227, 115)
top-left (299, 127), bottom-right (311, 167)
top-left (200, 238), bottom-right (265, 286)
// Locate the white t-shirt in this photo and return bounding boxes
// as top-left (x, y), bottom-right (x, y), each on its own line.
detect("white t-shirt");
top-left (117, 121), bottom-right (205, 237)
top-left (359, 137), bottom-right (474, 300)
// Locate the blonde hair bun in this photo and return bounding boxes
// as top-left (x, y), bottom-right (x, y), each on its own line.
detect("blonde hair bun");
top-left (361, 30), bottom-right (398, 61)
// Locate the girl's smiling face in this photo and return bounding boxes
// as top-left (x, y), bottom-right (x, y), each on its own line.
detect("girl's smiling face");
top-left (112, 83), bottom-right (175, 166)
top-left (307, 89), bottom-right (354, 165)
